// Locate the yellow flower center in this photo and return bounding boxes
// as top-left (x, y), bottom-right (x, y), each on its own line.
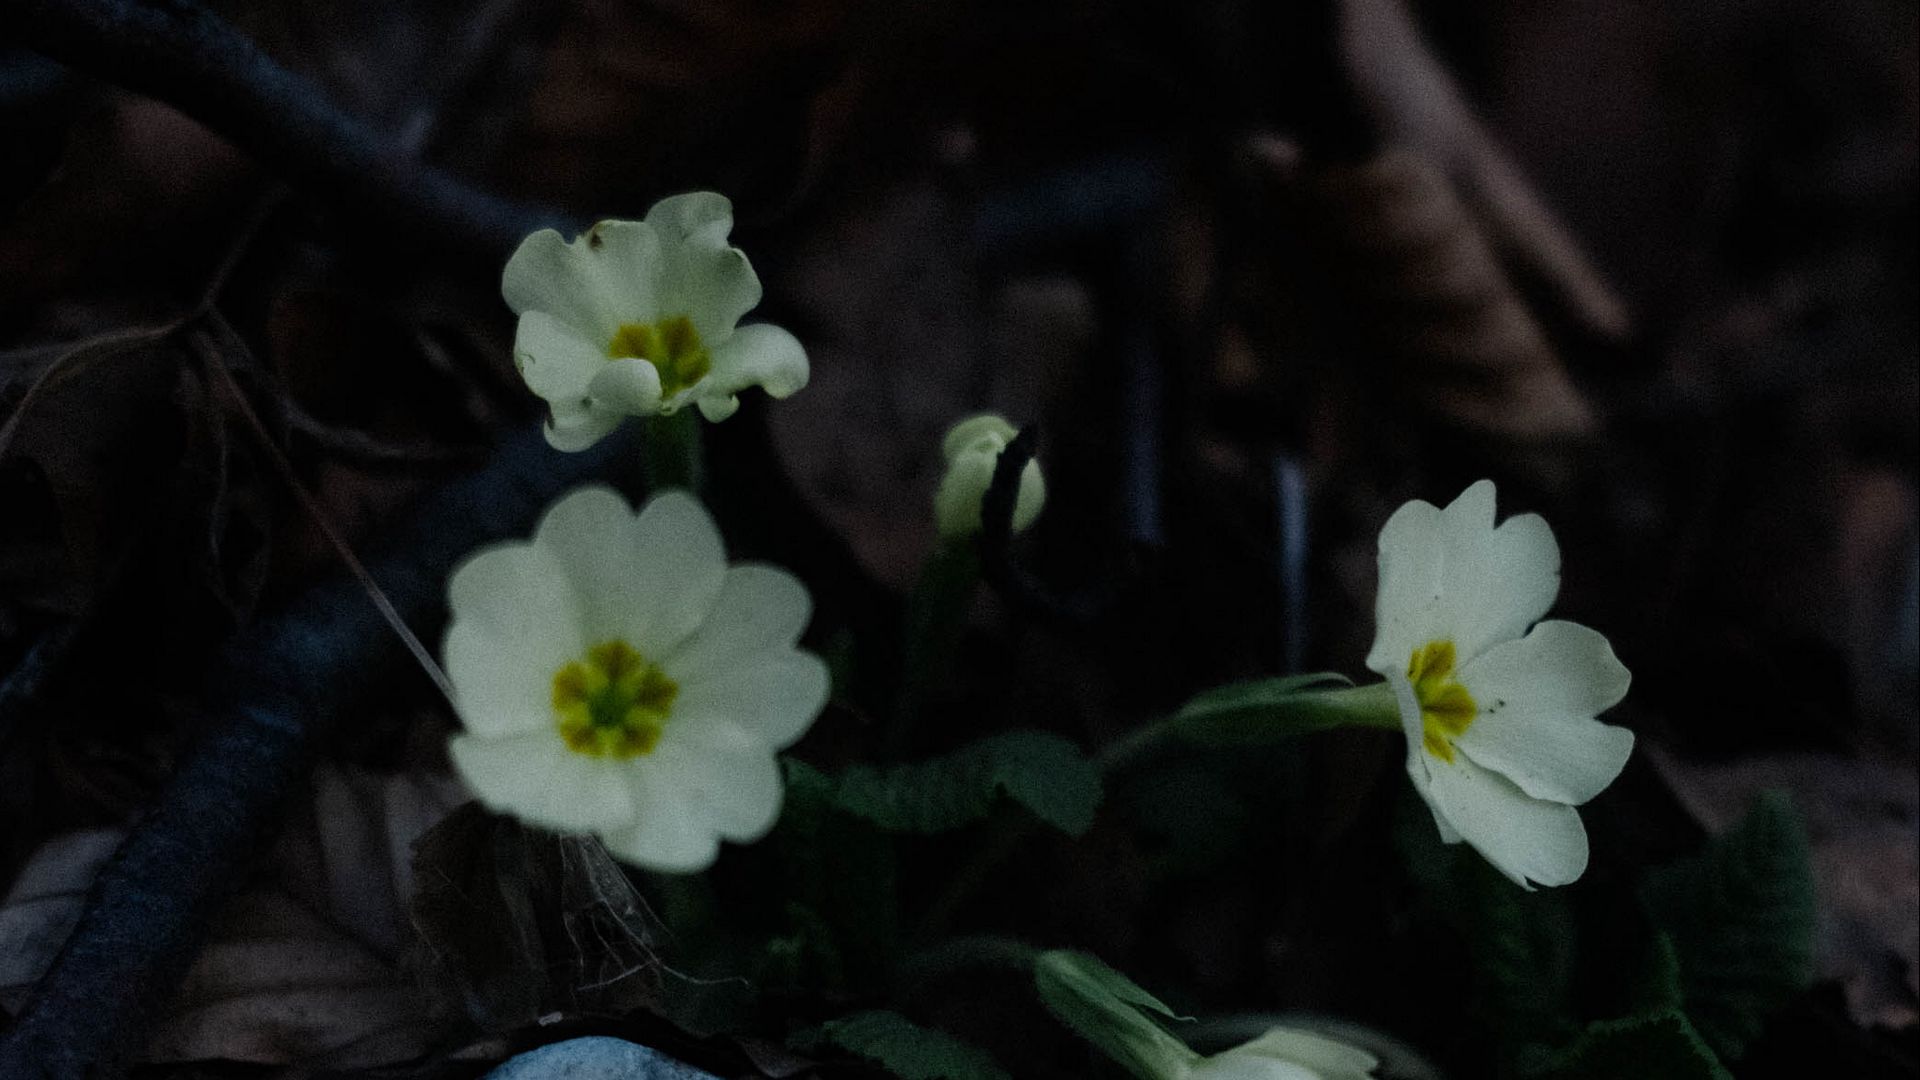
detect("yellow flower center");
top-left (552, 640), bottom-right (679, 758)
top-left (1408, 639), bottom-right (1477, 762)
top-left (607, 315), bottom-right (711, 398)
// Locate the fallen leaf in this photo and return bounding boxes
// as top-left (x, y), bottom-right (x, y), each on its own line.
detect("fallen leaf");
top-left (0, 764), bottom-right (467, 1067)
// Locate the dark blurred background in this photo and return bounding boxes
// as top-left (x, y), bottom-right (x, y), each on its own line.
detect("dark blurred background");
top-left (1, 0), bottom-right (1914, 1076)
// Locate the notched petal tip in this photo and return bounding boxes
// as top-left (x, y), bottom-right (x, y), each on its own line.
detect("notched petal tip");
top-left (1443, 478), bottom-right (1499, 527)
top-left (941, 413), bottom-right (1018, 460)
top-left (644, 191), bottom-right (737, 249)
top-left (695, 392), bottom-right (742, 423)
top-left (543, 409), bottom-right (623, 453)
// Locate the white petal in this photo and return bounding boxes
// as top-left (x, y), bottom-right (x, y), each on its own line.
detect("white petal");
top-left (1414, 748), bottom-right (1590, 889)
top-left (446, 542), bottom-right (579, 647)
top-left (600, 759), bottom-right (721, 873)
top-left (1011, 460), bottom-right (1046, 532)
top-left (544, 407), bottom-right (624, 452)
top-left (443, 621), bottom-right (565, 738)
top-left (621, 490), bottom-right (727, 656)
top-left (513, 310), bottom-right (606, 406)
top-left (644, 191), bottom-right (736, 248)
top-left (1194, 1027), bottom-right (1378, 1080)
top-left (694, 393), bottom-right (741, 423)
top-left (933, 446), bottom-right (998, 537)
top-left (532, 485), bottom-right (648, 645)
top-left (637, 194), bottom-right (759, 342)
top-left (1366, 480), bottom-right (1560, 676)
top-left (1454, 621), bottom-right (1634, 805)
top-left (503, 224), bottom-right (661, 343)
top-left (1187, 1057), bottom-right (1317, 1080)
top-left (1392, 674), bottom-right (1463, 845)
top-left (942, 414), bottom-right (1017, 460)
top-left (694, 323), bottom-right (809, 420)
top-left (649, 740), bottom-right (784, 842)
top-left (663, 564), bottom-right (813, 685)
top-left (1366, 497), bottom-right (1444, 677)
top-left (672, 650), bottom-right (829, 750)
top-left (666, 246), bottom-right (762, 345)
top-left (449, 732), bottom-right (635, 834)
top-left (587, 357), bottom-right (663, 416)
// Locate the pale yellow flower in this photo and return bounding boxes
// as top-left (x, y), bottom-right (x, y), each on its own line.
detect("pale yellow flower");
top-left (503, 193), bottom-right (808, 451)
top-left (443, 486), bottom-right (828, 872)
top-left (1368, 480), bottom-right (1634, 888)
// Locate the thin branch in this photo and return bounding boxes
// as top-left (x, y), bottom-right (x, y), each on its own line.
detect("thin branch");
top-left (977, 427), bottom-right (1126, 627)
top-left (3, 0), bottom-right (571, 259)
top-left (195, 314), bottom-right (456, 702)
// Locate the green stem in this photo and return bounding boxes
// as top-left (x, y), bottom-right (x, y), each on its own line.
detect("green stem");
top-left (916, 811), bottom-right (1031, 940)
top-left (1313, 680), bottom-right (1402, 730)
top-left (643, 409), bottom-right (704, 493)
top-left (1094, 723), bottom-right (1173, 775)
top-left (900, 933), bottom-right (1043, 986)
top-left (890, 541), bottom-right (981, 757)
top-left (921, 680), bottom-right (1399, 944)
top-left (1101, 679), bottom-right (1400, 775)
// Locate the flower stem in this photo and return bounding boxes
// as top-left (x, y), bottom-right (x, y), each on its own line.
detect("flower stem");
top-left (643, 409), bottom-right (705, 494)
top-left (1313, 680), bottom-right (1402, 730)
top-left (890, 540), bottom-right (981, 757)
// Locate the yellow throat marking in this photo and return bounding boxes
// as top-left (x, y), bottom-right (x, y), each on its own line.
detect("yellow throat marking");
top-left (607, 314), bottom-right (711, 399)
top-left (1408, 639), bottom-right (1476, 762)
top-left (552, 640), bottom-right (678, 758)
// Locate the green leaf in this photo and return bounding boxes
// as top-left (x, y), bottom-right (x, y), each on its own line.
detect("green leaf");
top-left (1033, 950), bottom-right (1197, 1080)
top-left (823, 731), bottom-right (1103, 837)
top-left (804, 1010), bottom-right (1010, 1080)
top-left (771, 761), bottom-right (900, 991)
top-left (1537, 1011), bottom-right (1732, 1080)
top-left (1640, 791), bottom-right (1816, 1061)
top-left (1167, 675), bottom-right (1399, 746)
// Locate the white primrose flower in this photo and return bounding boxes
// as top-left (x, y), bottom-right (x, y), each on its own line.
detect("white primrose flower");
top-left (1368, 480), bottom-right (1634, 889)
top-left (442, 485), bottom-right (829, 873)
top-left (934, 413), bottom-right (1045, 538)
top-left (1186, 1027), bottom-right (1379, 1080)
top-left (502, 192), bottom-right (809, 451)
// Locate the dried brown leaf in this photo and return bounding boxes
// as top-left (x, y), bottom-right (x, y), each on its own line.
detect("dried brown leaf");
top-left (1253, 140), bottom-right (1598, 445)
top-left (0, 764), bottom-right (466, 1067)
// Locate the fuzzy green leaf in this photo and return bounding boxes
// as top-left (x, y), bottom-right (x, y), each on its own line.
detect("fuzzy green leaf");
top-left (805, 1010), bottom-right (1010, 1080)
top-left (824, 731), bottom-right (1102, 837)
top-left (1640, 791), bottom-right (1816, 1061)
top-left (1538, 1011), bottom-right (1732, 1080)
top-left (1168, 674), bottom-right (1397, 745)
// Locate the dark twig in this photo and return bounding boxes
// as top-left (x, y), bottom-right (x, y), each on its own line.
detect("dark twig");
top-left (975, 427), bottom-right (1129, 627)
top-left (0, 424), bottom-right (638, 1079)
top-left (1115, 232), bottom-right (1166, 551)
top-left (1272, 452), bottom-right (1311, 673)
top-left (3, 0), bottom-right (570, 259)
top-left (281, 400), bottom-right (488, 468)
top-left (195, 314), bottom-right (455, 701)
